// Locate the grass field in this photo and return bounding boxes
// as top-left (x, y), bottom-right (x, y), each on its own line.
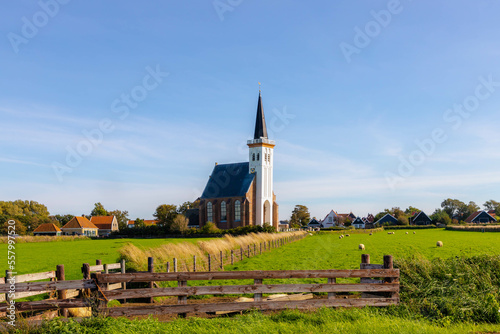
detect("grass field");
top-left (16, 308), bottom-right (500, 334)
top-left (0, 237), bottom-right (214, 280)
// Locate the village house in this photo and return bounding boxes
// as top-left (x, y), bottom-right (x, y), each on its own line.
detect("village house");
top-left (33, 223), bottom-right (62, 236)
top-left (409, 211), bottom-right (432, 225)
top-left (320, 210), bottom-right (338, 228)
top-left (465, 210), bottom-right (497, 224)
top-left (90, 216), bottom-right (119, 236)
top-left (61, 216), bottom-right (98, 236)
top-left (352, 217), bottom-right (365, 229)
top-left (375, 213), bottom-right (398, 225)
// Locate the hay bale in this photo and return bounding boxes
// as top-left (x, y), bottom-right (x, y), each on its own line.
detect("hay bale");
top-left (413, 231), bottom-right (416, 234)
top-left (436, 241), bottom-right (443, 247)
top-left (369, 233), bottom-right (372, 236)
top-left (405, 232), bottom-right (408, 234)
top-left (346, 234), bottom-right (350, 237)
top-left (68, 307), bottom-right (92, 318)
top-left (358, 244), bottom-right (365, 250)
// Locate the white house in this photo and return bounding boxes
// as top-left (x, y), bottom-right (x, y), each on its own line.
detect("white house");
top-left (321, 210), bottom-right (338, 228)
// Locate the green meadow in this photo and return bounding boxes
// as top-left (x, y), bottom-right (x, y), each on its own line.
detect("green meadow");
top-left (0, 238), bottom-right (213, 280)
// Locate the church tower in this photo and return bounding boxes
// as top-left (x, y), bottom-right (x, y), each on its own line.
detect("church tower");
top-left (248, 91), bottom-right (275, 226)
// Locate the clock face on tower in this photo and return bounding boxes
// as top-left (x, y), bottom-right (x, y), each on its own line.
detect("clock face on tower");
top-left (250, 168), bottom-right (256, 173)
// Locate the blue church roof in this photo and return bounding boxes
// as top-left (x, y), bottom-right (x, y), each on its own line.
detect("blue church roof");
top-left (201, 162), bottom-right (255, 199)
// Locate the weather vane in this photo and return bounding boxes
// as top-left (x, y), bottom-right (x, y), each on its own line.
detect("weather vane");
top-left (258, 82), bottom-right (261, 92)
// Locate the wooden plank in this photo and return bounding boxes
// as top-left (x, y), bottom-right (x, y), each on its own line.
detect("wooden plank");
top-left (0, 299), bottom-right (89, 312)
top-left (0, 279), bottom-right (96, 293)
top-left (0, 278), bottom-right (4, 284)
top-left (13, 290), bottom-right (50, 300)
top-left (15, 271), bottom-right (56, 283)
top-left (107, 263), bottom-right (121, 270)
top-left (360, 264), bottom-right (384, 269)
top-left (89, 265), bottom-right (104, 272)
top-left (107, 283), bottom-right (122, 291)
top-left (96, 269), bottom-right (400, 284)
top-left (107, 298), bottom-right (399, 316)
top-left (102, 283), bottom-right (399, 300)
top-left (66, 289), bottom-right (80, 299)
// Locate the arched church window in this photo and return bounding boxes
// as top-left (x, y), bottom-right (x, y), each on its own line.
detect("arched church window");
top-left (221, 201), bottom-right (227, 221)
top-left (234, 200), bottom-right (241, 221)
top-left (257, 153), bottom-right (260, 161)
top-left (207, 202), bottom-right (213, 222)
top-left (252, 153), bottom-right (255, 161)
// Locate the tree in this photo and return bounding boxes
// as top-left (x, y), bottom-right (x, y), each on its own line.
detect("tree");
top-left (430, 209), bottom-right (452, 225)
top-left (90, 202), bottom-right (108, 216)
top-left (484, 200), bottom-right (500, 215)
top-left (108, 209), bottom-right (129, 230)
top-left (441, 199), bottom-right (478, 221)
top-left (1, 219), bottom-right (27, 235)
top-left (171, 215), bottom-right (189, 233)
top-left (153, 204), bottom-right (178, 230)
top-left (290, 205), bottom-right (310, 227)
top-left (49, 214), bottom-right (74, 227)
top-left (404, 206), bottom-right (420, 215)
top-left (391, 207), bottom-right (409, 225)
top-left (134, 218), bottom-right (145, 228)
top-left (177, 200), bottom-right (200, 215)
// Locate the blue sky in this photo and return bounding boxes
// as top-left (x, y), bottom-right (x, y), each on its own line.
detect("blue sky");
top-left (1, 1), bottom-right (500, 220)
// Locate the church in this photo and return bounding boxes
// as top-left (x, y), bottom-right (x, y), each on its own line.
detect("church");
top-left (198, 92), bottom-right (279, 230)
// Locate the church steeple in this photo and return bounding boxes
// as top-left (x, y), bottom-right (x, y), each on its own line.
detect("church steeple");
top-left (253, 92), bottom-right (268, 139)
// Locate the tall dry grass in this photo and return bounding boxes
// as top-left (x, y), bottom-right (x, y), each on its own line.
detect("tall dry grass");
top-left (446, 225), bottom-right (500, 232)
top-left (119, 231), bottom-right (306, 272)
top-left (0, 235), bottom-right (89, 244)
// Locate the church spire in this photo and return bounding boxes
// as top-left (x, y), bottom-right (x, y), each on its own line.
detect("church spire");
top-left (253, 91), bottom-right (268, 139)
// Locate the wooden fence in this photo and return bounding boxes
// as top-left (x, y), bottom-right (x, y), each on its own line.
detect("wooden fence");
top-left (0, 253), bottom-right (399, 319)
top-left (158, 233), bottom-right (306, 273)
top-left (92, 254), bottom-right (399, 317)
top-left (0, 260), bottom-right (124, 317)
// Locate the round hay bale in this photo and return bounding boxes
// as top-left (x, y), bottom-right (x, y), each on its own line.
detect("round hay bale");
top-left (346, 234), bottom-right (350, 237)
top-left (405, 232), bottom-right (408, 234)
top-left (436, 241), bottom-right (443, 247)
top-left (413, 231), bottom-right (416, 234)
top-left (369, 233), bottom-right (373, 236)
top-left (358, 244), bottom-right (365, 250)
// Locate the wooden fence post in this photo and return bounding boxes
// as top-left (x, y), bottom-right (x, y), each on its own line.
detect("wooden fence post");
top-left (240, 247), bottom-right (243, 261)
top-left (81, 263), bottom-right (90, 297)
top-left (96, 259), bottom-right (102, 267)
top-left (173, 258), bottom-right (177, 273)
top-left (220, 251), bottom-right (223, 271)
top-left (231, 250), bottom-right (234, 265)
top-left (361, 254), bottom-right (370, 265)
top-left (260, 243), bottom-right (262, 255)
top-left (178, 279), bottom-right (187, 318)
top-left (166, 262), bottom-right (170, 273)
top-left (5, 270), bottom-right (12, 304)
top-left (254, 244), bottom-right (256, 255)
top-left (254, 279), bottom-right (262, 302)
top-left (208, 254), bottom-right (211, 272)
top-left (148, 257), bottom-right (154, 304)
top-left (383, 255), bottom-right (397, 300)
top-left (103, 264), bottom-right (109, 290)
top-left (193, 256), bottom-right (197, 272)
top-left (247, 245), bottom-right (250, 258)
top-left (120, 259), bottom-right (126, 303)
